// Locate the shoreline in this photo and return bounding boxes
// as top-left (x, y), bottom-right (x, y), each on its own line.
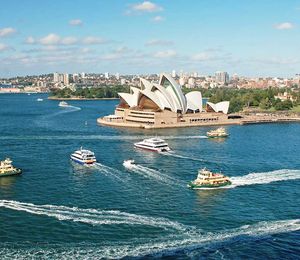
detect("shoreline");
top-left (48, 96), bottom-right (119, 101)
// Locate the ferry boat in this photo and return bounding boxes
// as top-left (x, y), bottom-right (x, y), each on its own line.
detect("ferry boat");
top-left (134, 137), bottom-right (171, 152)
top-left (58, 101), bottom-right (70, 107)
top-left (123, 159), bottom-right (135, 168)
top-left (188, 168), bottom-right (231, 189)
top-left (207, 127), bottom-right (229, 138)
top-left (0, 158), bottom-right (22, 177)
top-left (70, 147), bottom-right (97, 166)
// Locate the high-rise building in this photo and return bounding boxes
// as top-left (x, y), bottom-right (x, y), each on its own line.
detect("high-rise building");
top-left (81, 72), bottom-right (86, 79)
top-left (105, 72), bottom-right (109, 79)
top-left (116, 73), bottom-right (120, 80)
top-left (53, 72), bottom-right (59, 83)
top-left (172, 70), bottom-right (176, 78)
top-left (215, 71), bottom-right (229, 84)
top-left (63, 73), bottom-right (69, 85)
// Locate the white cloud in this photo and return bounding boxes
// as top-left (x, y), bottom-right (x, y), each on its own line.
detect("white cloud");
top-left (82, 36), bottom-right (107, 44)
top-left (154, 50), bottom-right (176, 58)
top-left (25, 36), bottom-right (35, 44)
top-left (61, 36), bottom-right (78, 45)
top-left (129, 1), bottom-right (163, 14)
top-left (39, 33), bottom-right (61, 45)
top-left (274, 22), bottom-right (294, 30)
top-left (69, 19), bottom-right (83, 26)
top-left (152, 16), bottom-right (164, 22)
top-left (0, 43), bottom-right (13, 52)
top-left (146, 39), bottom-right (173, 46)
top-left (191, 52), bottom-right (213, 61)
top-left (0, 27), bottom-right (17, 37)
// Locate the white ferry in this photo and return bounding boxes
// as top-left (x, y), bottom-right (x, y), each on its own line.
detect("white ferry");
top-left (59, 101), bottom-right (70, 107)
top-left (70, 147), bottom-right (97, 166)
top-left (134, 137), bottom-right (171, 152)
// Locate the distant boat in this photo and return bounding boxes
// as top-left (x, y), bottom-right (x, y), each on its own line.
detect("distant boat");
top-left (58, 101), bottom-right (70, 107)
top-left (0, 158), bottom-right (22, 177)
top-left (134, 137), bottom-right (171, 152)
top-left (37, 98), bottom-right (43, 102)
top-left (70, 147), bottom-right (97, 167)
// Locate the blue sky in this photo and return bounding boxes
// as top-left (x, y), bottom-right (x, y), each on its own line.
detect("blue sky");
top-left (0, 0), bottom-right (300, 77)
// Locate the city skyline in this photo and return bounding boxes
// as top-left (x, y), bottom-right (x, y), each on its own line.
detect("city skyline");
top-left (0, 0), bottom-right (300, 77)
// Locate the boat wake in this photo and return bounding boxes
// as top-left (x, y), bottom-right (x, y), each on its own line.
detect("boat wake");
top-left (160, 151), bottom-right (205, 162)
top-left (229, 169), bottom-right (300, 188)
top-left (0, 200), bottom-right (298, 260)
top-left (0, 200), bottom-right (188, 232)
top-left (93, 163), bottom-right (127, 182)
top-left (124, 163), bottom-right (183, 187)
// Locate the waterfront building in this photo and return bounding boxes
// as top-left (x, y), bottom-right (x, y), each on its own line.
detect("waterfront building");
top-left (98, 73), bottom-right (231, 129)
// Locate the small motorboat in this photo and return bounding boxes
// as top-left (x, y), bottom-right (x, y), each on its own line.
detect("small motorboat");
top-left (37, 98), bottom-right (43, 102)
top-left (123, 159), bottom-right (135, 168)
top-left (59, 101), bottom-right (70, 107)
top-left (188, 168), bottom-right (231, 189)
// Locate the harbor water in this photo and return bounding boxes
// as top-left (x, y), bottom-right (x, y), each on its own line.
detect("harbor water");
top-left (0, 94), bottom-right (299, 259)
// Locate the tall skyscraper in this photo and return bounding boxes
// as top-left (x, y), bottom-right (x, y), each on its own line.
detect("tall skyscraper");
top-left (105, 72), bottom-right (109, 79)
top-left (53, 72), bottom-right (59, 83)
top-left (215, 71), bottom-right (229, 84)
top-left (115, 73), bottom-right (120, 80)
top-left (63, 73), bottom-right (69, 85)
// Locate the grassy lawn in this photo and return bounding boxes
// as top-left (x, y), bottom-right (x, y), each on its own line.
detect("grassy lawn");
top-left (291, 105), bottom-right (300, 112)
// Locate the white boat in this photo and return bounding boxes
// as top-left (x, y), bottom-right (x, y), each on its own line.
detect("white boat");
top-left (123, 159), bottom-right (135, 168)
top-left (134, 137), bottom-right (171, 152)
top-left (37, 98), bottom-right (43, 102)
top-left (59, 101), bottom-right (70, 107)
top-left (70, 147), bottom-right (97, 166)
top-left (207, 127), bottom-right (229, 138)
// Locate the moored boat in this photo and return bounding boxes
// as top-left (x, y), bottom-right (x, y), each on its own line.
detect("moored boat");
top-left (134, 137), bottom-right (171, 152)
top-left (0, 158), bottom-right (22, 177)
top-left (188, 168), bottom-right (231, 189)
top-left (207, 127), bottom-right (229, 138)
top-left (70, 147), bottom-right (97, 166)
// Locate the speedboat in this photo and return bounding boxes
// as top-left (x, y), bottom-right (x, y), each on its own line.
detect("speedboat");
top-left (188, 168), bottom-right (231, 189)
top-left (0, 158), bottom-right (22, 177)
top-left (70, 147), bottom-right (97, 166)
top-left (37, 98), bottom-right (43, 102)
top-left (207, 127), bottom-right (229, 138)
top-left (59, 101), bottom-right (70, 107)
top-left (134, 137), bottom-right (171, 152)
top-left (123, 159), bottom-right (135, 168)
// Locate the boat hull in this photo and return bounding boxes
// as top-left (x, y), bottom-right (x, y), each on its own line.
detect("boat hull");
top-left (207, 134), bottom-right (229, 138)
top-left (134, 144), bottom-right (170, 152)
top-left (70, 157), bottom-right (96, 167)
top-left (0, 168), bottom-right (22, 177)
top-left (188, 180), bottom-right (231, 189)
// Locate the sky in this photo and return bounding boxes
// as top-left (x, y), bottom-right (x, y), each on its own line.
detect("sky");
top-left (0, 0), bottom-right (300, 78)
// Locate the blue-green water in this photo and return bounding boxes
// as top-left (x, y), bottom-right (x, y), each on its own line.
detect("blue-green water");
top-left (0, 94), bottom-right (299, 259)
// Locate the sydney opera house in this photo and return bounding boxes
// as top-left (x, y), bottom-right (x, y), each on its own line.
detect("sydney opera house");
top-left (98, 73), bottom-right (232, 129)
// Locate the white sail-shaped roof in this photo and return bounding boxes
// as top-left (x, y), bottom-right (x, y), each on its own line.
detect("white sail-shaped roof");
top-left (117, 73), bottom-right (230, 115)
top-left (206, 101), bottom-right (230, 114)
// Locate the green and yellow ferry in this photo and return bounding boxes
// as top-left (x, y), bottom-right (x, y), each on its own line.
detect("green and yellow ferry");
top-left (0, 158), bottom-right (22, 177)
top-left (188, 168), bottom-right (231, 189)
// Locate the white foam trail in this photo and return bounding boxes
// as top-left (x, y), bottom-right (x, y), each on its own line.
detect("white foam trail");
top-left (0, 218), bottom-right (299, 259)
top-left (124, 164), bottom-right (183, 187)
top-left (0, 200), bottom-right (188, 232)
top-left (93, 163), bottom-right (127, 182)
top-left (161, 151), bottom-right (205, 162)
top-left (229, 169), bottom-right (300, 188)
